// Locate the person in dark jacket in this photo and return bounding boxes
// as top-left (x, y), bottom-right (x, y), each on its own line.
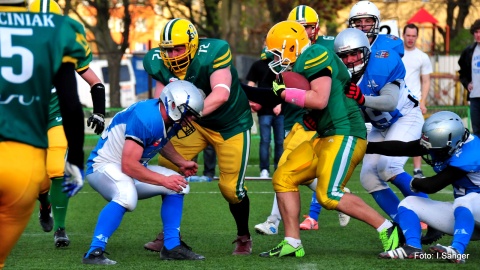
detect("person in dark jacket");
top-left (458, 19), bottom-right (480, 137)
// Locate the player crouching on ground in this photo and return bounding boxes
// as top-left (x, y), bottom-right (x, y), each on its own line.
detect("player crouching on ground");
top-left (369, 111), bottom-right (480, 264)
top-left (82, 80), bottom-right (205, 265)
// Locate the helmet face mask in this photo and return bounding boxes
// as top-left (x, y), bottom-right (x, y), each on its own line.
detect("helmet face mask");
top-left (160, 80), bottom-right (204, 139)
top-left (159, 19), bottom-right (199, 73)
top-left (419, 111), bottom-right (469, 166)
top-left (265, 21), bottom-right (310, 75)
top-left (334, 28), bottom-right (371, 81)
top-left (348, 1), bottom-right (381, 39)
top-left (287, 5), bottom-right (319, 42)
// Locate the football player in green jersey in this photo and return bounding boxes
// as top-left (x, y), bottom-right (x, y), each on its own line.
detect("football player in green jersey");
top-left (0, 0), bottom-right (88, 268)
top-left (143, 18), bottom-right (254, 255)
top-left (258, 21), bottom-right (402, 258)
top-left (29, 0), bottom-right (106, 248)
top-left (254, 5), bottom-right (352, 236)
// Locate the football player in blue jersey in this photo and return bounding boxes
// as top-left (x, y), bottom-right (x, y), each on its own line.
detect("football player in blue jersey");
top-left (335, 28), bottom-right (429, 222)
top-left (82, 81), bottom-right (205, 265)
top-left (348, 0), bottom-right (404, 57)
top-left (370, 111), bottom-right (480, 264)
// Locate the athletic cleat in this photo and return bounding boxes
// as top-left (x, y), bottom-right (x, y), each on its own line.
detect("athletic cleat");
top-left (379, 224), bottom-right (402, 252)
top-left (338, 187), bottom-right (351, 227)
top-left (144, 232), bottom-right (164, 252)
top-left (413, 169), bottom-right (425, 178)
top-left (378, 245), bottom-right (424, 259)
top-left (160, 244), bottom-right (205, 260)
top-left (39, 204), bottom-right (53, 232)
top-left (254, 215), bottom-right (279, 235)
top-left (429, 244), bottom-right (466, 264)
top-left (54, 228), bottom-right (70, 248)
top-left (82, 248), bottom-right (117, 265)
top-left (259, 240), bottom-right (305, 258)
top-left (421, 226), bottom-right (445, 245)
top-left (299, 215), bottom-right (318, 230)
top-left (232, 235), bottom-right (252, 255)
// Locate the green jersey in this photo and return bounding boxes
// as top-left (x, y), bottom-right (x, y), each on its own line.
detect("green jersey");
top-left (0, 9), bottom-right (90, 148)
top-left (144, 38), bottom-right (253, 140)
top-left (292, 44), bottom-right (366, 139)
top-left (267, 36), bottom-right (339, 132)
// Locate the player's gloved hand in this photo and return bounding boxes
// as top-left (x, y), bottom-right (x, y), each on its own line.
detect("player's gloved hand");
top-left (272, 73), bottom-right (286, 96)
top-left (344, 82), bottom-right (365, 105)
top-left (63, 162), bottom-right (84, 197)
top-left (303, 113), bottom-right (317, 131)
top-left (87, 113), bottom-right (105, 135)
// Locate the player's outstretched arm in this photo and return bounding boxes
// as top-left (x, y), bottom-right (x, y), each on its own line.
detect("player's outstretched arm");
top-left (78, 68), bottom-right (106, 134)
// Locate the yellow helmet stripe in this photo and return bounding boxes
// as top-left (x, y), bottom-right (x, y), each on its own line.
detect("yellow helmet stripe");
top-left (304, 51), bottom-right (328, 69)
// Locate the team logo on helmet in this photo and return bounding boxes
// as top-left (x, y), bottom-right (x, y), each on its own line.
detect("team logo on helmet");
top-left (187, 25), bottom-right (197, 42)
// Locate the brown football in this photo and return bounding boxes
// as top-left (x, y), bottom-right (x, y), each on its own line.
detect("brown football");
top-left (281, 71), bottom-right (311, 90)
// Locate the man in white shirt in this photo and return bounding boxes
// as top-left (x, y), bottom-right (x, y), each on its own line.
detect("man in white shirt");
top-left (402, 23), bottom-right (433, 178)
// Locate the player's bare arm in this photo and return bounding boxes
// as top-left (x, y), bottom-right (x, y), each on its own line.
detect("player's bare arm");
top-left (153, 80), bottom-right (166, 99)
top-left (160, 141), bottom-right (198, 176)
top-left (305, 75), bottom-right (332, 110)
top-left (121, 140), bottom-right (187, 191)
top-left (203, 67), bottom-right (231, 116)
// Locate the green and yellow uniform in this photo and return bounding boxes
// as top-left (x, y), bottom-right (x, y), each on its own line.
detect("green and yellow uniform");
top-left (273, 44), bottom-right (367, 210)
top-left (0, 6), bottom-right (89, 267)
top-left (144, 38), bottom-right (253, 203)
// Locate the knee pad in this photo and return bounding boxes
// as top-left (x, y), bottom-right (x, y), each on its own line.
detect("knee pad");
top-left (360, 166), bottom-right (389, 193)
top-left (316, 192), bottom-right (337, 210)
top-left (453, 193), bottom-right (478, 211)
top-left (377, 155), bottom-right (408, 181)
top-left (90, 164), bottom-right (138, 211)
top-left (398, 196), bottom-right (419, 210)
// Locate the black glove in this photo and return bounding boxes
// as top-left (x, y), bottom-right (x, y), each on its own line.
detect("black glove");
top-left (303, 113), bottom-right (317, 131)
top-left (344, 82), bottom-right (365, 105)
top-left (272, 73), bottom-right (286, 97)
top-left (87, 113), bottom-right (105, 134)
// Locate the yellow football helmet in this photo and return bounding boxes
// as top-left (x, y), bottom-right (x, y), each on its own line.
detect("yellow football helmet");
top-left (265, 21), bottom-right (310, 74)
top-left (287, 5), bottom-right (319, 42)
top-left (29, 0), bottom-right (62, 15)
top-left (159, 18), bottom-right (199, 73)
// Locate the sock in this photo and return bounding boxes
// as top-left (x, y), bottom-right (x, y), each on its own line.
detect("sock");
top-left (50, 177), bottom-right (69, 231)
top-left (270, 194), bottom-right (281, 226)
top-left (308, 192), bottom-right (322, 221)
top-left (391, 172), bottom-right (428, 198)
top-left (397, 206), bottom-right (422, 248)
top-left (86, 201), bottom-right (126, 257)
top-left (376, 219), bottom-right (393, 232)
top-left (38, 191), bottom-right (50, 209)
top-left (371, 188), bottom-right (400, 220)
top-left (229, 194), bottom-right (250, 236)
top-left (413, 168), bottom-right (421, 172)
top-left (161, 194), bottom-right (184, 250)
top-left (285, 237), bottom-right (302, 248)
top-left (451, 206), bottom-right (474, 254)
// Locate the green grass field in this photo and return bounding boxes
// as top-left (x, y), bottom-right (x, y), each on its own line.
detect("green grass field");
top-left (6, 108), bottom-right (479, 269)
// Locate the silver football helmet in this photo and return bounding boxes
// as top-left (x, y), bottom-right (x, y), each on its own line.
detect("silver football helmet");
top-left (160, 80), bottom-right (204, 138)
top-left (334, 28), bottom-right (371, 81)
top-left (348, 0), bottom-right (381, 39)
top-left (420, 111), bottom-right (469, 165)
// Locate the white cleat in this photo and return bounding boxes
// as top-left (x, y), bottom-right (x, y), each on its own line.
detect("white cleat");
top-left (254, 215), bottom-right (279, 235)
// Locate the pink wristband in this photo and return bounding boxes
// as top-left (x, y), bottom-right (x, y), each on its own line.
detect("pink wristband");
top-left (284, 88), bottom-right (306, 108)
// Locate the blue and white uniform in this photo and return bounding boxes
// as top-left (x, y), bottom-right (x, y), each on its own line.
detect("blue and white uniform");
top-left (399, 135), bottom-right (480, 254)
top-left (371, 34), bottom-right (404, 57)
top-left (358, 43), bottom-right (425, 220)
top-left (85, 99), bottom-right (188, 255)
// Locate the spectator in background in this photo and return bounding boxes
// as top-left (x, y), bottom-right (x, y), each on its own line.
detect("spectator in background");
top-left (246, 50), bottom-right (284, 179)
top-left (402, 23), bottom-right (433, 178)
top-left (458, 19), bottom-right (480, 137)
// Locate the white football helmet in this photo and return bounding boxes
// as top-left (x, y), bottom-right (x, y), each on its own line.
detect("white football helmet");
top-left (348, 1), bottom-right (381, 39)
top-left (160, 80), bottom-right (204, 138)
top-left (420, 111), bottom-right (469, 166)
top-left (334, 28), bottom-right (371, 81)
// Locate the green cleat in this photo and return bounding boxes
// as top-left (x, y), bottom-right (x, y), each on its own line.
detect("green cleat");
top-left (259, 240), bottom-right (305, 258)
top-left (379, 224), bottom-right (402, 252)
